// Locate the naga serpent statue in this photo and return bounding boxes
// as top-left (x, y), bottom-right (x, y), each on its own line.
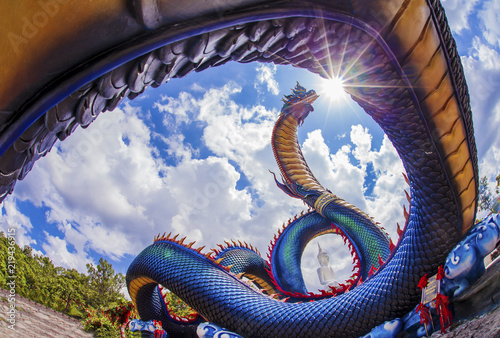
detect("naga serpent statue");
top-left (0, 0), bottom-right (479, 337)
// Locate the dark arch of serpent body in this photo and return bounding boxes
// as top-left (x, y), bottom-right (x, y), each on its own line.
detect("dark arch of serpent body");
top-left (0, 1), bottom-right (478, 337)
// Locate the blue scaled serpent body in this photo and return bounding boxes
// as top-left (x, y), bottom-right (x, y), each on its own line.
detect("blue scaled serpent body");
top-left (127, 74), bottom-right (474, 337)
top-left (0, 0), bottom-right (478, 337)
top-left (127, 83), bottom-right (402, 337)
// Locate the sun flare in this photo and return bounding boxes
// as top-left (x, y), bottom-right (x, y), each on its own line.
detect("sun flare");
top-left (320, 76), bottom-right (347, 102)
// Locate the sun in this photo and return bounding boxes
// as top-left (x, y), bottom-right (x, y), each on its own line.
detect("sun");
top-left (320, 76), bottom-right (347, 102)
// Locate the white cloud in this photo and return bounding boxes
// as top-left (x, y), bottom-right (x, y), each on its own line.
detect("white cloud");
top-left (153, 132), bottom-right (198, 162)
top-left (13, 104), bottom-right (170, 269)
top-left (156, 82), bottom-right (287, 205)
top-left (10, 79), bottom-right (405, 294)
top-left (153, 83), bottom-right (308, 254)
top-left (254, 64), bottom-right (280, 95)
top-left (461, 38), bottom-right (500, 160)
top-left (0, 196), bottom-right (36, 248)
top-left (441, 0), bottom-right (480, 33)
top-left (302, 126), bottom-right (405, 240)
top-left (41, 231), bottom-right (91, 272)
top-left (162, 156), bottom-right (253, 245)
top-left (479, 0), bottom-right (500, 48)
top-left (155, 91), bottom-right (198, 132)
top-left (477, 145), bottom-right (500, 219)
top-left (299, 126), bottom-right (405, 291)
top-left (479, 143), bottom-right (500, 181)
top-left (11, 83), bottom-right (294, 273)
top-left (365, 135), bottom-right (407, 239)
top-left (351, 124), bottom-right (374, 167)
top-left (303, 129), bottom-right (367, 210)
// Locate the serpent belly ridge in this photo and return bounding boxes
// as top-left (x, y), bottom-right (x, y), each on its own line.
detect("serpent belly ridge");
top-left (0, 1), bottom-right (477, 337)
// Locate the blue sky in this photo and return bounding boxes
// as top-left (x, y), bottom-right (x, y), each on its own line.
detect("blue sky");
top-left (1, 0), bottom-right (500, 293)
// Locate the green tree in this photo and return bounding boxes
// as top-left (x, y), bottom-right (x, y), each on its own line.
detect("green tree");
top-left (0, 233), bottom-right (138, 335)
top-left (0, 232), bottom-right (85, 313)
top-left (56, 268), bottom-right (88, 314)
top-left (478, 174), bottom-right (500, 212)
top-left (164, 289), bottom-right (197, 319)
top-left (86, 258), bottom-right (125, 309)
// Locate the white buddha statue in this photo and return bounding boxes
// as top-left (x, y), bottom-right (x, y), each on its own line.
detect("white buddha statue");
top-left (316, 243), bottom-right (340, 289)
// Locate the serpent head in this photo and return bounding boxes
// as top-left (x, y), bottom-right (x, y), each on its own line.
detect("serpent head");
top-left (282, 82), bottom-right (319, 126)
